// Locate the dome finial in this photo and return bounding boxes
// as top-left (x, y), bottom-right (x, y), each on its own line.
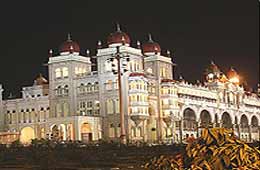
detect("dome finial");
top-left (86, 49), bottom-right (90, 56)
top-left (67, 33), bottom-right (72, 41)
top-left (148, 33), bottom-right (153, 42)
top-left (116, 23), bottom-right (121, 32)
top-left (49, 49), bottom-right (53, 57)
top-left (166, 50), bottom-right (171, 57)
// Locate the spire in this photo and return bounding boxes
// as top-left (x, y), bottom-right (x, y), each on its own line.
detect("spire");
top-left (86, 49), bottom-right (90, 56)
top-left (97, 40), bottom-right (102, 49)
top-left (166, 50), bottom-right (171, 57)
top-left (67, 33), bottom-right (72, 41)
top-left (116, 23), bottom-right (121, 32)
top-left (211, 60), bottom-right (215, 65)
top-left (148, 33), bottom-right (153, 42)
top-left (136, 40), bottom-right (141, 49)
top-left (48, 49), bottom-right (53, 57)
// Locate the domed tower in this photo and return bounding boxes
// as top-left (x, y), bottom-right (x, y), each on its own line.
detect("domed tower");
top-left (107, 24), bottom-right (131, 47)
top-left (205, 61), bottom-right (222, 82)
top-left (59, 34), bottom-right (80, 55)
top-left (227, 67), bottom-right (240, 85)
top-left (142, 34), bottom-right (173, 80)
top-left (48, 34), bottom-right (92, 123)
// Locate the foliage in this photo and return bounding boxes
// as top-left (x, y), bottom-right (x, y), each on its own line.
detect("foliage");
top-left (144, 154), bottom-right (184, 170)
top-left (186, 128), bottom-right (260, 170)
top-left (144, 128), bottom-right (260, 170)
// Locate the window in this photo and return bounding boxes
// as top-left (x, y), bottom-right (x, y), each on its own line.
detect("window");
top-left (115, 99), bottom-right (119, 113)
top-left (56, 103), bottom-right (62, 117)
top-left (106, 80), bottom-right (113, 90)
top-left (79, 83), bottom-right (85, 93)
top-left (106, 99), bottom-right (114, 114)
top-left (63, 102), bottom-right (69, 116)
top-left (160, 67), bottom-right (166, 77)
top-left (87, 101), bottom-right (93, 115)
top-left (109, 124), bottom-right (115, 138)
top-left (136, 127), bottom-right (141, 137)
top-left (56, 86), bottom-right (62, 95)
top-left (79, 101), bottom-right (86, 109)
top-left (94, 100), bottom-right (100, 115)
top-left (62, 67), bottom-right (69, 78)
top-left (94, 82), bottom-right (99, 91)
top-left (87, 101), bottom-right (93, 108)
top-left (86, 83), bottom-right (92, 92)
top-left (55, 68), bottom-right (61, 78)
top-left (64, 85), bottom-right (69, 94)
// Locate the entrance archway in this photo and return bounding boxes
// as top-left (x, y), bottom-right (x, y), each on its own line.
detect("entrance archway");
top-left (241, 115), bottom-right (249, 133)
top-left (81, 123), bottom-right (92, 142)
top-left (200, 110), bottom-right (212, 128)
top-left (221, 112), bottom-right (232, 128)
top-left (183, 108), bottom-right (196, 131)
top-left (20, 126), bottom-right (35, 144)
top-left (251, 116), bottom-right (259, 133)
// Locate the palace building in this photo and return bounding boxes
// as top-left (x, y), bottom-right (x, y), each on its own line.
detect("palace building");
top-left (0, 25), bottom-right (259, 144)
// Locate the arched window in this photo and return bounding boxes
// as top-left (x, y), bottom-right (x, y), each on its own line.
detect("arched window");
top-left (115, 99), bottom-right (119, 113)
top-left (94, 82), bottom-right (99, 91)
top-left (56, 86), bottom-right (62, 95)
top-left (86, 83), bottom-right (92, 92)
top-left (55, 68), bottom-right (61, 78)
top-left (64, 85), bottom-right (69, 94)
top-left (63, 102), bottom-right (69, 117)
top-left (79, 83), bottom-right (85, 93)
top-left (109, 123), bottom-right (115, 138)
top-left (106, 99), bottom-right (114, 114)
top-left (106, 80), bottom-right (113, 90)
top-left (62, 67), bottom-right (69, 78)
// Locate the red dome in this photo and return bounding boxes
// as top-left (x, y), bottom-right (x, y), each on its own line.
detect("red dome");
top-left (227, 67), bottom-right (238, 79)
top-left (107, 24), bottom-right (131, 46)
top-left (59, 34), bottom-right (80, 53)
top-left (142, 34), bottom-right (161, 54)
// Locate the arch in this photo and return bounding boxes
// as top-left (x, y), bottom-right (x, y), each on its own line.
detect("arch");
top-left (51, 125), bottom-right (59, 140)
top-left (183, 108), bottom-right (197, 131)
top-left (251, 115), bottom-right (259, 134)
top-left (221, 112), bottom-right (232, 128)
top-left (200, 110), bottom-right (212, 128)
top-left (58, 124), bottom-right (66, 140)
top-left (251, 115), bottom-right (259, 126)
top-left (20, 126), bottom-right (35, 144)
top-left (240, 114), bottom-right (249, 133)
top-left (81, 122), bottom-right (92, 142)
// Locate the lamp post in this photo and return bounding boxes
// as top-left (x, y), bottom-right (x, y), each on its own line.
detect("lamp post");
top-left (108, 46), bottom-right (129, 144)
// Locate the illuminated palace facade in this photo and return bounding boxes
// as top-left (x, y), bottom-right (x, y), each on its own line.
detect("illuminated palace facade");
top-left (0, 25), bottom-right (260, 144)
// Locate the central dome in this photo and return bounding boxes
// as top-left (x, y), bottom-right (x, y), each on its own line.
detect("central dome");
top-left (107, 24), bottom-right (131, 47)
top-left (142, 34), bottom-right (161, 55)
top-left (59, 34), bottom-right (80, 54)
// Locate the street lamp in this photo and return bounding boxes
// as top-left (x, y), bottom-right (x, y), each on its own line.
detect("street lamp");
top-left (107, 46), bottom-right (130, 144)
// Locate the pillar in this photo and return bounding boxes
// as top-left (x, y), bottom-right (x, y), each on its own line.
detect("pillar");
top-left (179, 120), bottom-right (183, 143)
top-left (249, 125), bottom-right (252, 142)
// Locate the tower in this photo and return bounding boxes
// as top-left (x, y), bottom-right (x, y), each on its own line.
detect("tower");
top-left (48, 34), bottom-right (92, 119)
top-left (142, 34), bottom-right (175, 141)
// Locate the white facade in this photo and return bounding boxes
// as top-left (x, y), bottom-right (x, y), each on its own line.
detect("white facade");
top-left (0, 28), bottom-right (259, 144)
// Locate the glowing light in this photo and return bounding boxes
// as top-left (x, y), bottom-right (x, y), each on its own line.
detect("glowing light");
top-left (229, 76), bottom-right (239, 84)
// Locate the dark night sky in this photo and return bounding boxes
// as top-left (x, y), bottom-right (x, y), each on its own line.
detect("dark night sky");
top-left (0, 1), bottom-right (259, 98)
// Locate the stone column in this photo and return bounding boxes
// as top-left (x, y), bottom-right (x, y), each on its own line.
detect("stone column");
top-left (179, 120), bottom-right (183, 143)
top-left (249, 125), bottom-right (252, 142)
